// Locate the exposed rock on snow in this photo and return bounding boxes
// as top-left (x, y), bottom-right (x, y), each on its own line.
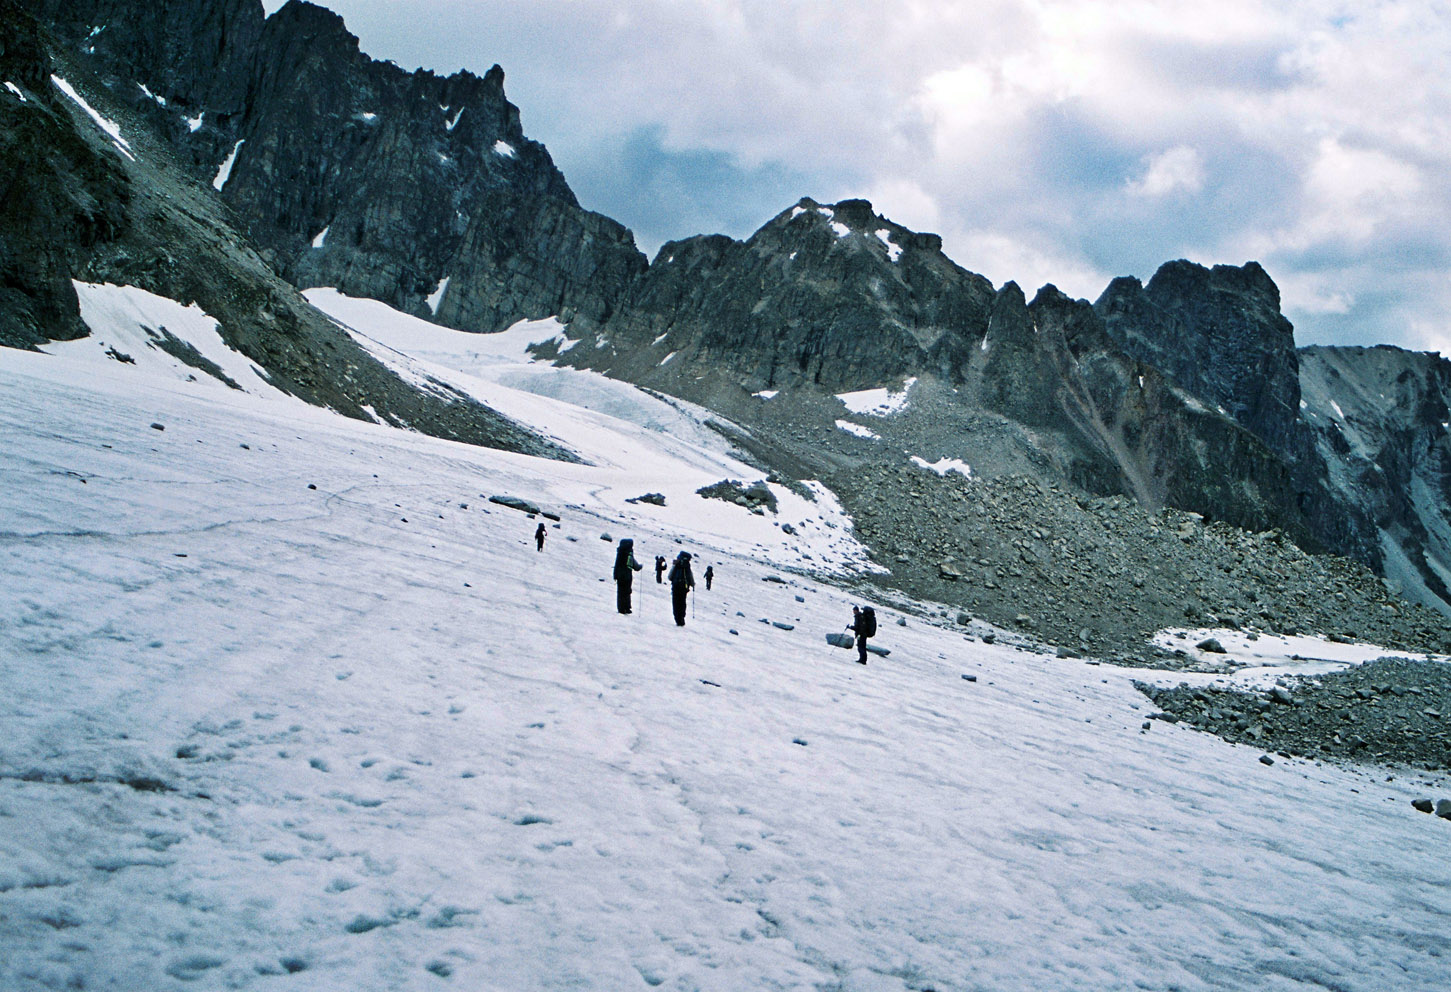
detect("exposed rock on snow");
top-left (1140, 656), bottom-right (1451, 769)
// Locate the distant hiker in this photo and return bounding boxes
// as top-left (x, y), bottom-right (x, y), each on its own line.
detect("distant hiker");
top-left (655, 555), bottom-right (667, 584)
top-left (704, 565), bottom-right (714, 591)
top-left (535, 523), bottom-right (547, 552)
top-left (850, 605), bottom-right (877, 665)
top-left (613, 539), bottom-right (643, 614)
top-left (668, 551), bottom-right (695, 626)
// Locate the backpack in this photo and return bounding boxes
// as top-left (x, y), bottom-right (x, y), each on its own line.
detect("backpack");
top-left (861, 607), bottom-right (877, 638)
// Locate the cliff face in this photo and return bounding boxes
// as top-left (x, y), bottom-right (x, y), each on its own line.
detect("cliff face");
top-left (0, 1), bottom-right (126, 347)
top-left (28, 0), bottom-right (646, 330)
top-left (1096, 261), bottom-right (1302, 456)
top-left (1299, 345), bottom-right (1451, 610)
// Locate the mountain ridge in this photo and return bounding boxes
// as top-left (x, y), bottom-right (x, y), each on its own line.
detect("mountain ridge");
top-left (12, 0), bottom-right (1451, 623)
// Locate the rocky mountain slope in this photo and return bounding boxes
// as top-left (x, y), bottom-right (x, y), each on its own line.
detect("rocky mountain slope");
top-left (561, 199), bottom-right (1312, 537)
top-left (549, 196), bottom-right (1451, 629)
top-left (0, 0), bottom-right (570, 458)
top-left (28, 0), bottom-right (647, 330)
top-left (13, 0), bottom-right (1451, 641)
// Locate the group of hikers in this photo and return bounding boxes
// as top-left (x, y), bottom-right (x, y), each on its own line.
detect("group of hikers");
top-left (536, 525), bottom-right (875, 660)
top-left (613, 538), bottom-right (711, 626)
top-left (609, 536), bottom-right (877, 662)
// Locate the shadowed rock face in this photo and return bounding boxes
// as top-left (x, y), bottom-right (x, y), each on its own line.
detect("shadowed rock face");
top-left (29, 0), bottom-right (647, 331)
top-left (1096, 261), bottom-right (1301, 456)
top-left (1299, 345), bottom-right (1451, 611)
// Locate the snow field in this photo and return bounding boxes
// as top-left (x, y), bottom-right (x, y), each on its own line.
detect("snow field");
top-left (2, 298), bottom-right (1450, 990)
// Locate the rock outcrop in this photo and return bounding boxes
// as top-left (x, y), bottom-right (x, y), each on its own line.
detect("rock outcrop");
top-left (1096, 261), bottom-right (1301, 455)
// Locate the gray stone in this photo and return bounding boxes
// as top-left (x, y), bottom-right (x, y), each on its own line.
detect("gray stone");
top-left (1196, 638), bottom-right (1227, 653)
top-left (490, 495), bottom-right (541, 515)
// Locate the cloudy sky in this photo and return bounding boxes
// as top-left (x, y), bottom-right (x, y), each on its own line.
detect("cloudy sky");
top-left (264, 1), bottom-right (1451, 353)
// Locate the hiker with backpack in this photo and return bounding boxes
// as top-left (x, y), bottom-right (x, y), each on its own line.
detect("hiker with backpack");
top-left (613, 538), bottom-right (643, 614)
top-left (655, 555), bottom-right (667, 584)
top-left (704, 564), bottom-right (714, 590)
top-left (535, 523), bottom-right (547, 552)
top-left (668, 551), bottom-right (695, 626)
top-left (849, 605), bottom-right (877, 664)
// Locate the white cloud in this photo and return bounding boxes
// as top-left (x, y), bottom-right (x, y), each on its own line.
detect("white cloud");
top-left (1126, 146), bottom-right (1205, 197)
top-left (948, 229), bottom-right (1111, 301)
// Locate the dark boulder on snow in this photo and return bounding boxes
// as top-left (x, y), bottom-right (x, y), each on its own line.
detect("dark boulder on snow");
top-left (489, 495), bottom-right (541, 514)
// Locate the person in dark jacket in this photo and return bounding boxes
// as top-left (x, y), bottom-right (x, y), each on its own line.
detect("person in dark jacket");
top-left (850, 605), bottom-right (871, 665)
top-left (668, 551), bottom-right (695, 626)
top-left (655, 555), bottom-right (667, 584)
top-left (535, 523), bottom-right (547, 552)
top-left (704, 565), bottom-right (714, 590)
top-left (613, 539), bottom-right (643, 614)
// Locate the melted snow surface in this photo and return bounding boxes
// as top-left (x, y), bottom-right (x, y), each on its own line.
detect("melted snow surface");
top-left (424, 276), bottom-right (449, 315)
top-left (213, 139), bottom-right (245, 191)
top-left (911, 455), bottom-right (972, 478)
top-left (1145, 628), bottom-right (1447, 688)
top-left (837, 377), bottom-right (917, 417)
top-left (51, 75), bottom-right (134, 160)
top-left (835, 419), bottom-right (880, 440)
top-left (2, 294), bottom-right (1450, 990)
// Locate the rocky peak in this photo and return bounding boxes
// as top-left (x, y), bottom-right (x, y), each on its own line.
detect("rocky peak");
top-left (568, 197), bottom-right (995, 393)
top-left (1095, 259), bottom-right (1301, 455)
top-left (266, 0), bottom-right (351, 43)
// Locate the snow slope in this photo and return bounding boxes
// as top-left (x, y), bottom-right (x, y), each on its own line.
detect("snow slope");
top-left (3, 297), bottom-right (1451, 991)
